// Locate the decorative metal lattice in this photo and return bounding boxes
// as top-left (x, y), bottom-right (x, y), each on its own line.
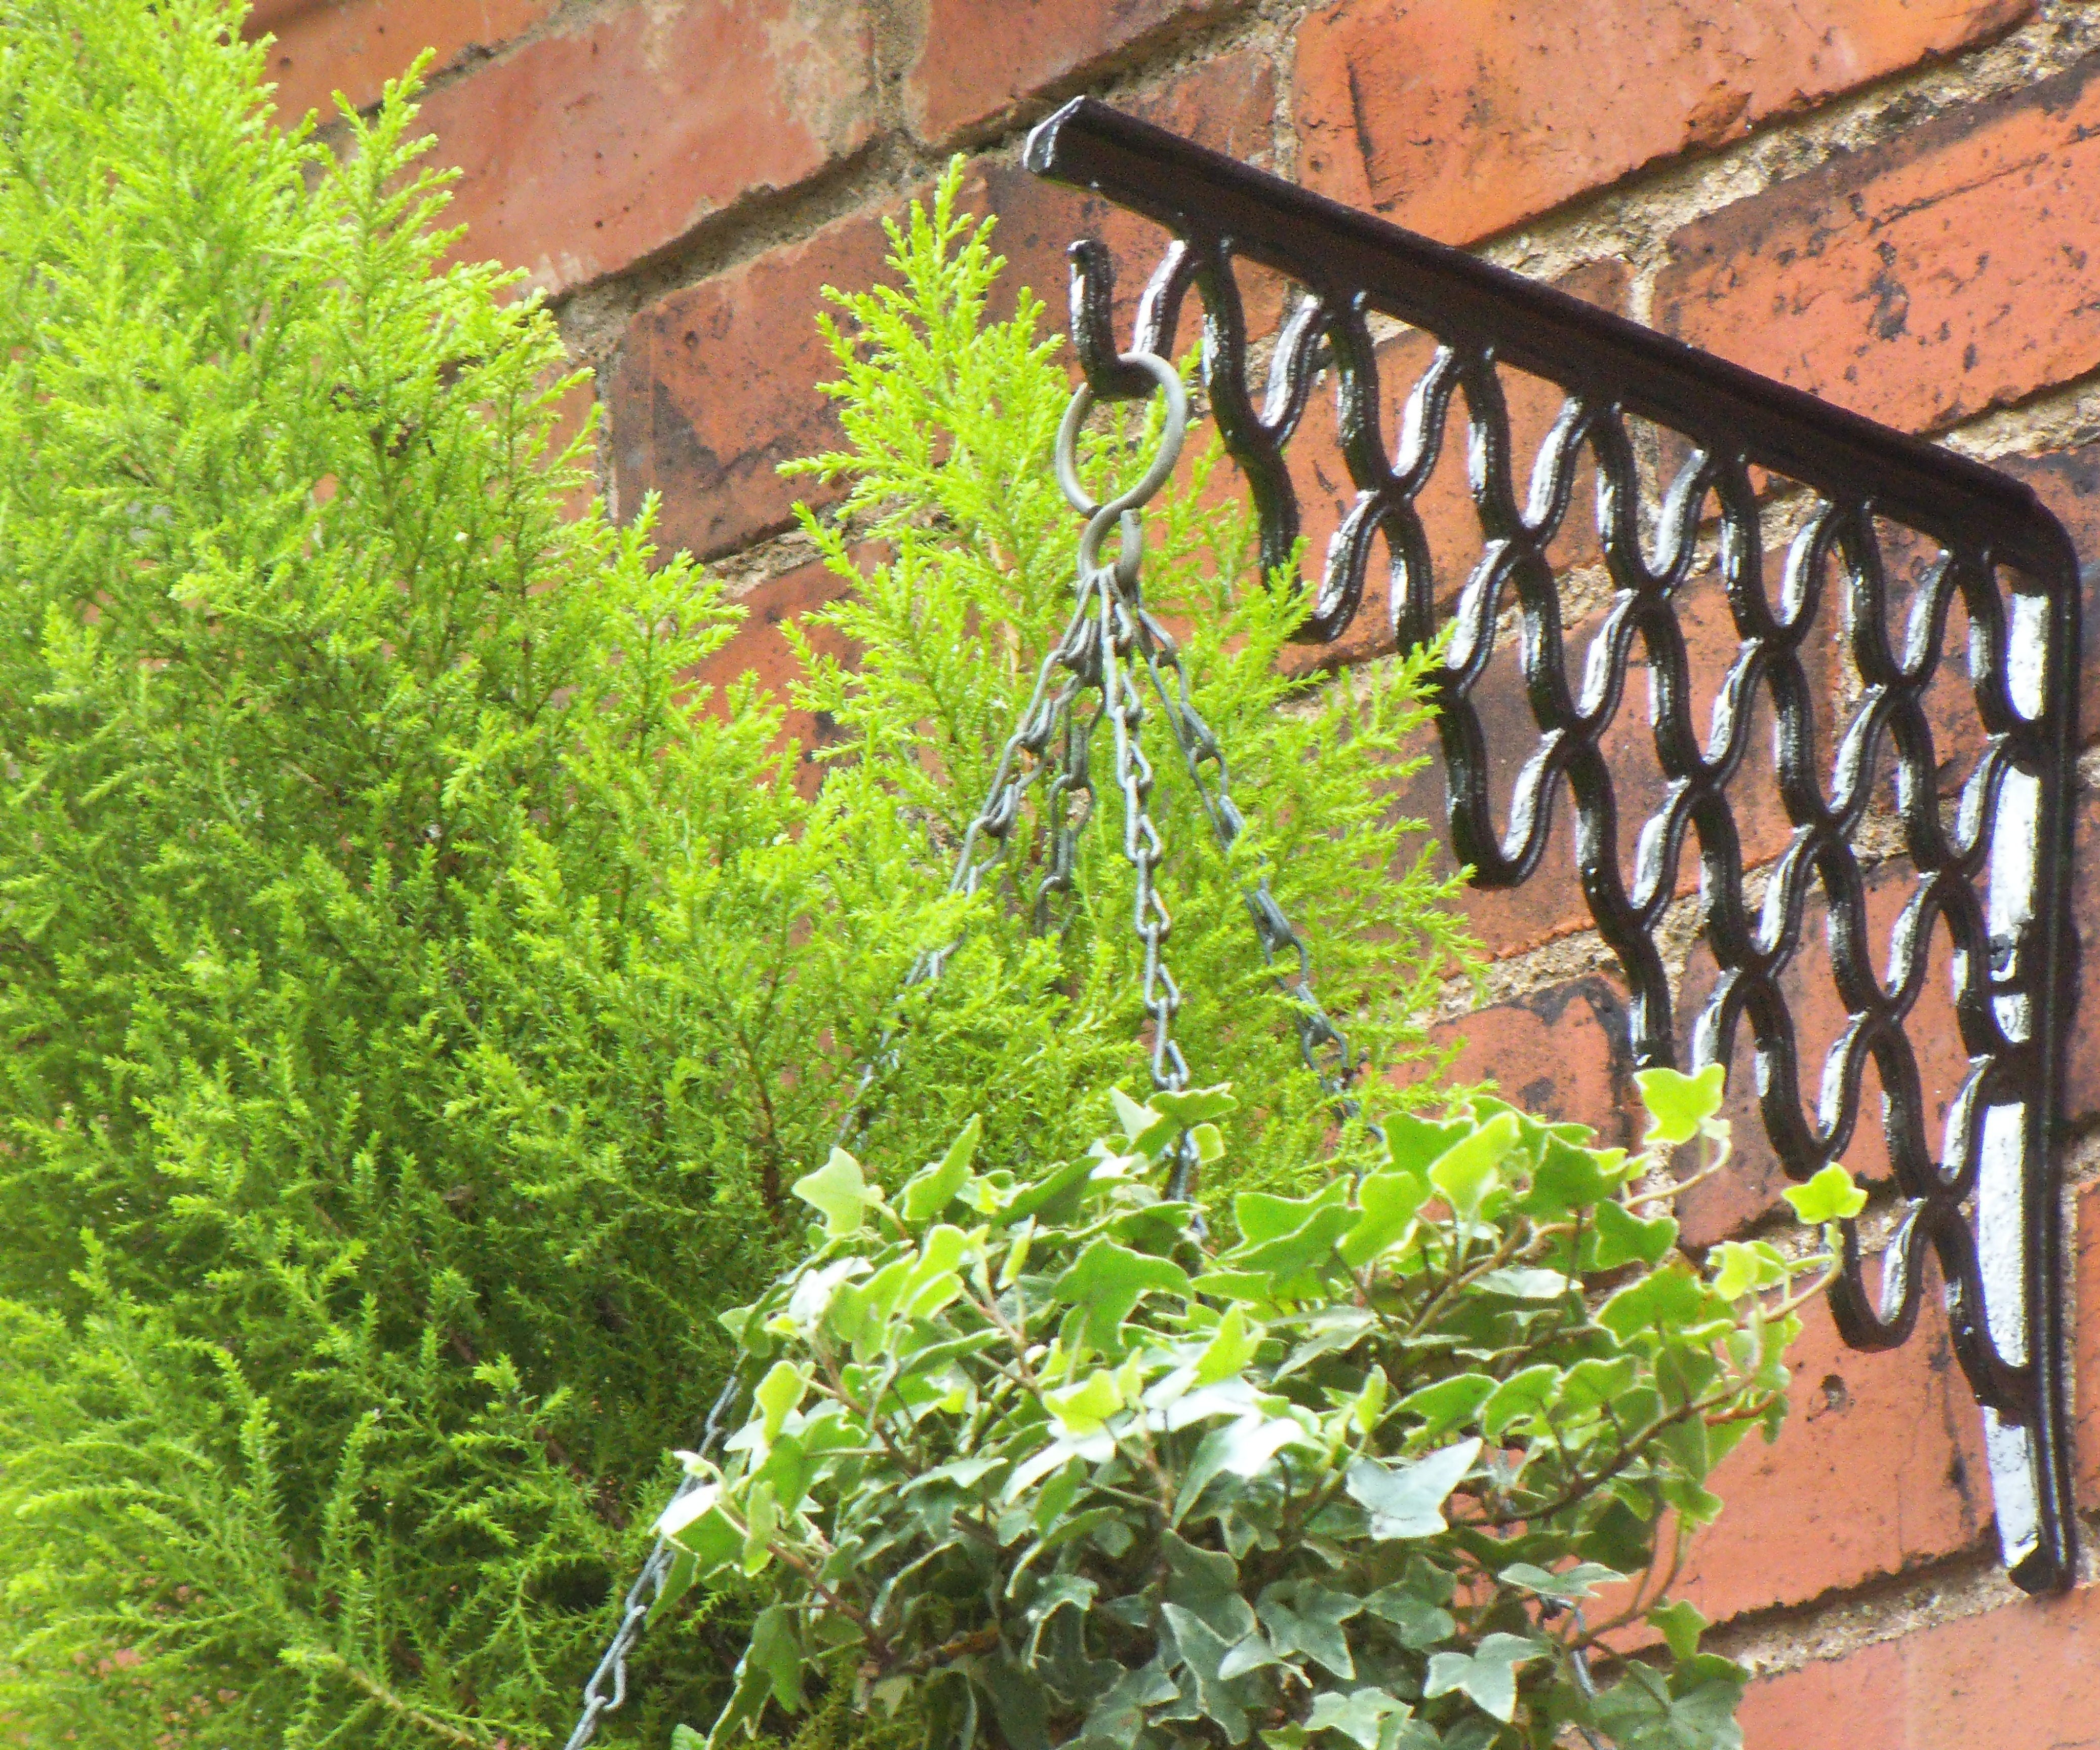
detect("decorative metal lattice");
top-left (1025, 96), bottom-right (2083, 1593)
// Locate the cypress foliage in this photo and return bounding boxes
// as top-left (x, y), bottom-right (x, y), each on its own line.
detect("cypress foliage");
top-left (0, 7), bottom-right (1466, 1745)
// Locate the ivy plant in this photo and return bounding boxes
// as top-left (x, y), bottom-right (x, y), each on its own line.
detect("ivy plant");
top-left (667, 1068), bottom-right (1853, 1750)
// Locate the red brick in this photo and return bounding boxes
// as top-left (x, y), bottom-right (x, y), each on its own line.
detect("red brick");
top-left (2060, 789), bottom-right (2100, 1127)
top-left (1676, 1297), bottom-right (1990, 1623)
top-left (607, 202), bottom-right (895, 560)
top-left (689, 557), bottom-right (860, 797)
top-left (1294, 0), bottom-right (2029, 247)
top-left (1735, 1584), bottom-right (2100, 1750)
top-left (1656, 56), bottom-right (2100, 436)
top-left (1417, 974), bottom-right (1641, 1149)
top-left (966, 50), bottom-right (1282, 350)
top-left (907, 0), bottom-right (1247, 146)
top-left (418, 0), bottom-right (876, 297)
top-left (244, 0), bottom-right (556, 124)
top-left (2077, 1184), bottom-right (2100, 1508)
top-left (605, 51), bottom-right (1277, 566)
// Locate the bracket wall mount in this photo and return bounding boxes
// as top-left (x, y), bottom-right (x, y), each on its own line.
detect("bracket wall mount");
top-left (1025, 96), bottom-right (2085, 1592)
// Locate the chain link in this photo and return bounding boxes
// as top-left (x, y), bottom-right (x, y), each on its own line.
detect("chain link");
top-left (560, 348), bottom-right (1366, 1746)
top-left (561, 1377), bottom-right (743, 1750)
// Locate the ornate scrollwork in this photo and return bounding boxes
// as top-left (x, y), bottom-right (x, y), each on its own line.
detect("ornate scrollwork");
top-left (1028, 96), bottom-right (2083, 1592)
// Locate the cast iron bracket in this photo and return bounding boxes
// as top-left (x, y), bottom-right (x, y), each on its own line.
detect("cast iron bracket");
top-left (1025, 96), bottom-right (2083, 1592)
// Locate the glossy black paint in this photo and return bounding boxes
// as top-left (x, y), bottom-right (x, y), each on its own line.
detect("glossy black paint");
top-left (1027, 96), bottom-right (2083, 1592)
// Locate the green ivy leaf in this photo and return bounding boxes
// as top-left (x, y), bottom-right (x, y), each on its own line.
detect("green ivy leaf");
top-left (792, 1147), bottom-right (878, 1237)
top-left (1599, 1264), bottom-right (1725, 1341)
top-left (1497, 1560), bottom-right (1622, 1603)
top-left (1256, 1582), bottom-right (1361, 1680)
top-left (709, 1602), bottom-right (803, 1746)
top-left (1054, 1241), bottom-right (1193, 1353)
top-left (1781, 1163), bottom-right (1867, 1224)
top-left (1161, 1602), bottom-right (1252, 1743)
top-left (1561, 1355), bottom-right (1639, 1413)
top-left (1396, 1374), bottom-right (1496, 1442)
top-left (1304, 1687), bottom-right (1412, 1750)
top-left (1518, 1134), bottom-right (1628, 1218)
top-left (1225, 1181), bottom-right (1354, 1281)
top-left (1174, 1414), bottom-right (1314, 1523)
top-left (672, 1728), bottom-right (705, 1750)
top-left (1344, 1438), bottom-right (1480, 1539)
top-left (1336, 1165), bottom-right (1429, 1268)
top-left (1422, 1632), bottom-right (1541, 1723)
top-left (1635, 1064), bottom-right (1726, 1147)
top-left (1360, 1565), bottom-right (1456, 1650)
top-left (1194, 1304), bottom-right (1261, 1386)
top-left (1151, 1085), bottom-right (1238, 1126)
top-left (1111, 1085), bottom-right (1156, 1142)
top-left (1381, 1112), bottom-right (1470, 1175)
top-left (1589, 1656), bottom-right (1746, 1749)
top-left (1235, 1186), bottom-right (1339, 1245)
top-left (1427, 1113), bottom-right (1521, 1216)
top-left (1481, 1365), bottom-right (1559, 1439)
top-left (754, 1360), bottom-right (806, 1444)
top-left (1709, 1240), bottom-right (1790, 1301)
top-left (1646, 1599), bottom-right (1709, 1661)
top-left (1472, 1266), bottom-right (1575, 1299)
top-left (901, 1115), bottom-right (980, 1224)
top-left (1044, 1368), bottom-right (1126, 1434)
top-left (656, 1547), bottom-right (699, 1619)
top-left (1591, 1198), bottom-right (1679, 1269)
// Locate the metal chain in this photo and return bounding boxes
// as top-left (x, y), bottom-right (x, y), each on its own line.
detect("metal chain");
top-left (559, 348), bottom-right (1367, 1746)
top-left (561, 1376), bottom-right (743, 1750)
top-left (1566, 1610), bottom-right (1611, 1750)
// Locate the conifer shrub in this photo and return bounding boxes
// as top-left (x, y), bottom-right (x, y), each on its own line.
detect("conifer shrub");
top-left (0, 7), bottom-right (1471, 1746)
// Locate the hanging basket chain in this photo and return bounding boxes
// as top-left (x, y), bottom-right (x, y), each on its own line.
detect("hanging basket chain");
top-left (561, 349), bottom-right (1368, 1747)
top-left (561, 1375), bottom-right (743, 1750)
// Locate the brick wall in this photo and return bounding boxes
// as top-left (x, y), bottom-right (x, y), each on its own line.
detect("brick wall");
top-left (249, 0), bottom-right (2100, 1740)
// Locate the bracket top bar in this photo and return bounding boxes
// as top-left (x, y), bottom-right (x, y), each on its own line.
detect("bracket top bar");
top-left (1024, 97), bottom-right (2076, 584)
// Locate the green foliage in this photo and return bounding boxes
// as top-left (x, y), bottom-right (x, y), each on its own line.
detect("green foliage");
top-left (785, 169), bottom-right (1475, 1193)
top-left (670, 1073), bottom-right (1840, 1750)
top-left (0, 13), bottom-right (1470, 1750)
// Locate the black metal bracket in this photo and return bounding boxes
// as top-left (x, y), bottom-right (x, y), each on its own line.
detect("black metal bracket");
top-left (1025, 96), bottom-right (2083, 1593)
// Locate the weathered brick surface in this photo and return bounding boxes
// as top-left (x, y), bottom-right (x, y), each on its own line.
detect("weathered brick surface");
top-left (608, 202), bottom-right (895, 560)
top-left (2058, 788), bottom-right (2100, 1127)
top-left (689, 557), bottom-right (861, 796)
top-left (2077, 1184), bottom-right (2100, 1507)
top-left (967, 49), bottom-right (1281, 347)
top-left (1656, 56), bottom-right (2100, 435)
top-left (418, 0), bottom-right (876, 297)
top-left (907, 0), bottom-right (1245, 146)
top-left (1677, 1299), bottom-right (1991, 1623)
top-left (1735, 1583), bottom-right (2100, 1749)
top-left (1293, 0), bottom-right (2028, 246)
top-left (1419, 974), bottom-right (1642, 1149)
top-left (604, 49), bottom-right (1275, 566)
top-left (245, 0), bottom-right (556, 125)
